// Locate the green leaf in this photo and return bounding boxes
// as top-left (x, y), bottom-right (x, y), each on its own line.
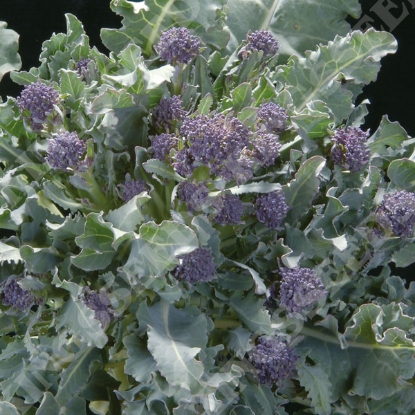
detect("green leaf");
top-left (55, 347), bottom-right (101, 406)
top-left (43, 181), bottom-right (86, 213)
top-left (105, 193), bottom-right (150, 232)
top-left (56, 297), bottom-right (108, 349)
top-left (91, 86), bottom-right (135, 114)
top-left (124, 334), bottom-right (157, 384)
top-left (225, 0), bottom-right (361, 62)
top-left (228, 291), bottom-right (272, 334)
top-left (231, 83), bottom-right (252, 113)
top-left (275, 29), bottom-right (397, 122)
top-left (0, 22), bottom-right (21, 82)
top-left (297, 363), bottom-right (332, 415)
top-left (0, 98), bottom-right (32, 139)
top-left (20, 245), bottom-right (61, 273)
top-left (137, 301), bottom-right (207, 393)
top-left (391, 243), bottom-right (415, 268)
top-left (291, 101), bottom-right (333, 140)
top-left (283, 156), bottom-right (326, 224)
top-left (122, 220), bottom-right (198, 280)
top-left (387, 158), bottom-right (415, 191)
top-left (230, 260), bottom-right (266, 295)
top-left (36, 392), bottom-right (61, 415)
top-left (72, 213), bottom-right (116, 271)
top-left (143, 159), bottom-right (184, 182)
top-left (225, 327), bottom-right (252, 359)
top-left (60, 69), bottom-right (85, 108)
top-left (197, 93), bottom-right (214, 115)
top-left (101, 0), bottom-right (228, 56)
top-left (0, 402), bottom-right (19, 415)
top-left (367, 115), bottom-right (409, 155)
top-left (0, 241), bottom-right (22, 264)
top-left (299, 303), bottom-right (415, 402)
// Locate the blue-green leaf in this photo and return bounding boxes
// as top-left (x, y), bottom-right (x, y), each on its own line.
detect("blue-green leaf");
top-left (0, 22), bottom-right (21, 82)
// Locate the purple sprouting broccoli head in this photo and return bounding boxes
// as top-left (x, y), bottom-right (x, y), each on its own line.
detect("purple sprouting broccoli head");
top-left (151, 133), bottom-right (178, 162)
top-left (240, 30), bottom-right (279, 59)
top-left (257, 102), bottom-right (287, 134)
top-left (331, 127), bottom-right (370, 173)
top-left (278, 266), bottom-right (327, 315)
top-left (248, 336), bottom-right (299, 386)
top-left (83, 287), bottom-right (113, 328)
top-left (152, 96), bottom-right (186, 132)
top-left (251, 132), bottom-right (281, 167)
top-left (2, 279), bottom-right (34, 311)
top-left (375, 190), bottom-right (415, 238)
top-left (118, 174), bottom-right (148, 202)
top-left (156, 27), bottom-right (200, 65)
top-left (172, 247), bottom-right (216, 284)
top-left (177, 180), bottom-right (210, 212)
top-left (75, 58), bottom-right (96, 82)
top-left (174, 113), bottom-right (252, 182)
top-left (46, 131), bottom-right (86, 171)
top-left (255, 190), bottom-right (289, 229)
top-left (214, 193), bottom-right (244, 225)
top-left (17, 81), bottom-right (60, 131)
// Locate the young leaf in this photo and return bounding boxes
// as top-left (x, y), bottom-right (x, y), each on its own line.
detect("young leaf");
top-left (137, 300), bottom-right (207, 393)
top-left (55, 347), bottom-right (102, 407)
top-left (283, 156), bottom-right (326, 224)
top-left (0, 22), bottom-right (21, 82)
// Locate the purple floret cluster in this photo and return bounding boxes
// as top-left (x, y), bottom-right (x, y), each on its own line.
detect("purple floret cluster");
top-left (251, 132), bottom-right (281, 167)
top-left (257, 102), bottom-right (287, 134)
top-left (248, 336), bottom-right (299, 386)
top-left (375, 190), bottom-right (415, 238)
top-left (240, 30), bottom-right (279, 59)
top-left (83, 287), bottom-right (113, 328)
top-left (75, 58), bottom-right (94, 80)
top-left (46, 131), bottom-right (86, 171)
top-left (152, 96), bottom-right (186, 132)
top-left (156, 27), bottom-right (200, 65)
top-left (17, 81), bottom-right (60, 130)
top-left (278, 267), bottom-right (326, 315)
top-left (331, 127), bottom-right (370, 173)
top-left (255, 190), bottom-right (289, 229)
top-left (214, 193), bottom-right (244, 225)
top-left (151, 133), bottom-right (178, 161)
top-left (177, 181), bottom-right (210, 212)
top-left (2, 279), bottom-right (34, 310)
top-left (172, 247), bottom-right (216, 284)
top-left (174, 113), bottom-right (252, 182)
top-left (118, 175), bottom-right (148, 202)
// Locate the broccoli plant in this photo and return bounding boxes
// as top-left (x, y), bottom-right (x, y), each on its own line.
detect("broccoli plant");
top-left (0, 1), bottom-right (414, 414)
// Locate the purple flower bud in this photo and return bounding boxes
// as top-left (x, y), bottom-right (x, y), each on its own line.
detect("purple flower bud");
top-left (75, 58), bottom-right (95, 81)
top-left (255, 190), bottom-right (289, 229)
top-left (156, 27), bottom-right (200, 65)
top-left (151, 133), bottom-right (178, 161)
top-left (47, 131), bottom-right (86, 171)
top-left (17, 81), bottom-right (60, 130)
top-left (177, 181), bottom-right (210, 211)
top-left (278, 267), bottom-right (326, 315)
top-left (172, 247), bottom-right (216, 284)
top-left (174, 114), bottom-right (251, 181)
top-left (252, 132), bottom-right (281, 167)
top-left (257, 102), bottom-right (287, 134)
top-left (375, 190), bottom-right (415, 238)
top-left (331, 127), bottom-right (370, 173)
top-left (214, 193), bottom-right (244, 225)
top-left (152, 96), bottom-right (186, 132)
top-left (240, 30), bottom-right (279, 59)
top-left (2, 279), bottom-right (34, 310)
top-left (83, 287), bottom-right (113, 328)
top-left (118, 174), bottom-right (148, 202)
top-left (248, 336), bottom-right (299, 386)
